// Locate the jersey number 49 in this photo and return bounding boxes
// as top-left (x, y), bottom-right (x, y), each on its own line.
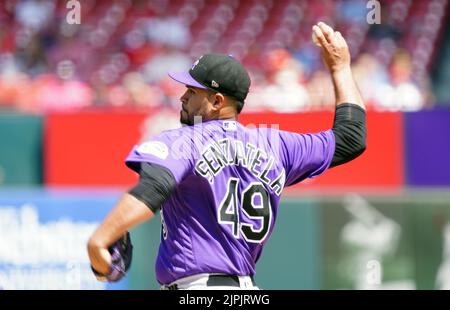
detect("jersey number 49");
top-left (218, 178), bottom-right (272, 243)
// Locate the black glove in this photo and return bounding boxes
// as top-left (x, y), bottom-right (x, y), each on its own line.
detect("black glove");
top-left (91, 232), bottom-right (133, 282)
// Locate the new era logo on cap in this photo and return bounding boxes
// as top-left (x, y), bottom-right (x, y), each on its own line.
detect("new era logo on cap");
top-left (168, 53), bottom-right (251, 102)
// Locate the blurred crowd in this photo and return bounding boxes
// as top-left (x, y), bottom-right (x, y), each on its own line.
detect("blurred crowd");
top-left (0, 0), bottom-right (447, 113)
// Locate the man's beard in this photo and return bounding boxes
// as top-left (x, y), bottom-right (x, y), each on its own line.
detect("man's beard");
top-left (180, 110), bottom-right (193, 126)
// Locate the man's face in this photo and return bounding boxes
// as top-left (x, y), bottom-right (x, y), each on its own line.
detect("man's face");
top-left (179, 86), bottom-right (214, 125)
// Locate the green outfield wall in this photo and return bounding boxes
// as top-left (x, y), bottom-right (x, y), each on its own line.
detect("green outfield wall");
top-left (0, 114), bottom-right (43, 186)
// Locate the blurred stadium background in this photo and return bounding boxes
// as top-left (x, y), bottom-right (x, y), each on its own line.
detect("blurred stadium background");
top-left (0, 0), bottom-right (449, 290)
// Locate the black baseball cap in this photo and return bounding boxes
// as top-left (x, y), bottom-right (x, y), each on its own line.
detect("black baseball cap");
top-left (168, 53), bottom-right (251, 102)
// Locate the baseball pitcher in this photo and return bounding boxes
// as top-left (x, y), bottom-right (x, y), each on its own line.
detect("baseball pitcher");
top-left (87, 22), bottom-right (366, 289)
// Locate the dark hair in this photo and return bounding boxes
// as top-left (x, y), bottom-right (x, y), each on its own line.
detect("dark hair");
top-left (208, 90), bottom-right (244, 114)
top-left (235, 101), bottom-right (244, 114)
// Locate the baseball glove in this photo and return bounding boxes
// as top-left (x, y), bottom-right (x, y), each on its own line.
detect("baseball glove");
top-left (91, 232), bottom-right (133, 282)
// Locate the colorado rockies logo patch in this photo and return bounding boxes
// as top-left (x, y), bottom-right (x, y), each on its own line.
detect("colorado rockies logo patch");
top-left (136, 141), bottom-right (169, 160)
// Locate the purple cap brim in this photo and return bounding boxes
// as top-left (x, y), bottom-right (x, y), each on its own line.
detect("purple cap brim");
top-left (168, 71), bottom-right (207, 89)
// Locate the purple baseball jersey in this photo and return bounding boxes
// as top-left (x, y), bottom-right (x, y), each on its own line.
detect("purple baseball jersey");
top-left (125, 120), bottom-right (335, 284)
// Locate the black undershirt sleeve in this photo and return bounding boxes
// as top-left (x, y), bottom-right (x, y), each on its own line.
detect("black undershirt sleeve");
top-left (331, 103), bottom-right (367, 168)
top-left (128, 163), bottom-right (176, 213)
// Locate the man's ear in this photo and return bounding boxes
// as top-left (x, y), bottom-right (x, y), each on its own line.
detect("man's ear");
top-left (211, 93), bottom-right (225, 110)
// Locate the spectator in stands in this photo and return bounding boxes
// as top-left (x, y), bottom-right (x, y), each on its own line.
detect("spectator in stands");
top-left (14, 33), bottom-right (47, 77)
top-left (122, 71), bottom-right (165, 108)
top-left (351, 53), bottom-right (388, 109)
top-left (261, 62), bottom-right (310, 112)
top-left (145, 16), bottom-right (191, 49)
top-left (367, 4), bottom-right (402, 41)
top-left (15, 0), bottom-right (55, 32)
top-left (306, 70), bottom-right (334, 110)
top-left (141, 45), bottom-right (192, 84)
top-left (372, 50), bottom-right (425, 111)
